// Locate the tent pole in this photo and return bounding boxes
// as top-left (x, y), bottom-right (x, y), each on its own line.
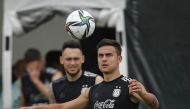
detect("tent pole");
top-left (2, 13), bottom-right (12, 109)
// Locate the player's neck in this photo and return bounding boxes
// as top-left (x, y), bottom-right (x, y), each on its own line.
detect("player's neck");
top-left (103, 70), bottom-right (121, 82)
top-left (66, 70), bottom-right (83, 82)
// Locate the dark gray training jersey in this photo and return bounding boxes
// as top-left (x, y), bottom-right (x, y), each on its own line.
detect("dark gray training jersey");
top-left (89, 75), bottom-right (139, 109)
top-left (52, 71), bottom-right (97, 103)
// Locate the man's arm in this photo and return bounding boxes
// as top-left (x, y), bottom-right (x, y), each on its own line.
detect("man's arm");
top-left (128, 79), bottom-right (159, 109)
top-left (20, 88), bottom-right (90, 109)
top-left (48, 83), bottom-right (56, 103)
top-left (29, 70), bottom-right (49, 98)
top-left (20, 104), bottom-right (63, 109)
top-left (27, 64), bottom-right (49, 98)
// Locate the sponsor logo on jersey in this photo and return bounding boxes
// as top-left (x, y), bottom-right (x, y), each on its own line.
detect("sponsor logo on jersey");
top-left (94, 99), bottom-right (115, 109)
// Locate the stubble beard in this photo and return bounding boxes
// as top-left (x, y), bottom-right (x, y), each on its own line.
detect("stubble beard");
top-left (66, 68), bottom-right (81, 77)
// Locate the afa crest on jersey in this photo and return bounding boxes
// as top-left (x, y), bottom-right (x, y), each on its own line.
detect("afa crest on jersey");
top-left (112, 88), bottom-right (121, 97)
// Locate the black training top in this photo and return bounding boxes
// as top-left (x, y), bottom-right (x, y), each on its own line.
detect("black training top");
top-left (52, 71), bottom-right (97, 103)
top-left (89, 75), bottom-right (139, 109)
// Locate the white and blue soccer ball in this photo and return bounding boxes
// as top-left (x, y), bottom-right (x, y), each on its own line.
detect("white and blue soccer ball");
top-left (65, 10), bottom-right (95, 40)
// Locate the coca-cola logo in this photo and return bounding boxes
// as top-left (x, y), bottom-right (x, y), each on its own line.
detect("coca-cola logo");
top-left (94, 99), bottom-right (115, 109)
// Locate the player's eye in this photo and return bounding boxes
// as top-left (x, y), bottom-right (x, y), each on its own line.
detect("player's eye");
top-left (98, 54), bottom-right (104, 58)
top-left (66, 58), bottom-right (72, 61)
top-left (106, 53), bottom-right (112, 57)
top-left (73, 57), bottom-right (80, 61)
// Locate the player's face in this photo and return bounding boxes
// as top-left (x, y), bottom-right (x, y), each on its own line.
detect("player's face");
top-left (98, 45), bottom-right (122, 74)
top-left (26, 59), bottom-right (44, 77)
top-left (60, 48), bottom-right (84, 76)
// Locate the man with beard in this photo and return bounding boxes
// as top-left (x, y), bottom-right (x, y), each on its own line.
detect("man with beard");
top-left (48, 40), bottom-right (103, 104)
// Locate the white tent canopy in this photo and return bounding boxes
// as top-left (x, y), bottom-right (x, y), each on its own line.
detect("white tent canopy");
top-left (3, 0), bottom-right (127, 108)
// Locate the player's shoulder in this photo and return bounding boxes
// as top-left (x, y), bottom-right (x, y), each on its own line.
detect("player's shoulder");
top-left (52, 75), bottom-right (67, 84)
top-left (120, 75), bottom-right (132, 83)
top-left (89, 82), bottom-right (100, 91)
top-left (83, 71), bottom-right (97, 77)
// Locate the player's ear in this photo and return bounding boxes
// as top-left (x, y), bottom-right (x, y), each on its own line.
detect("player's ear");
top-left (82, 54), bottom-right (85, 63)
top-left (118, 55), bottom-right (122, 63)
top-left (60, 56), bottom-right (64, 64)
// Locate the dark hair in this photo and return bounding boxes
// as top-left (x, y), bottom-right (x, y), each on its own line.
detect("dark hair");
top-left (96, 38), bottom-right (122, 55)
top-left (62, 39), bottom-right (82, 52)
top-left (12, 59), bottom-right (26, 82)
top-left (24, 48), bottom-right (41, 63)
top-left (45, 50), bottom-right (62, 67)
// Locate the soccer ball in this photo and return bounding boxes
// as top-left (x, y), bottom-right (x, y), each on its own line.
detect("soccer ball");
top-left (65, 10), bottom-right (95, 40)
